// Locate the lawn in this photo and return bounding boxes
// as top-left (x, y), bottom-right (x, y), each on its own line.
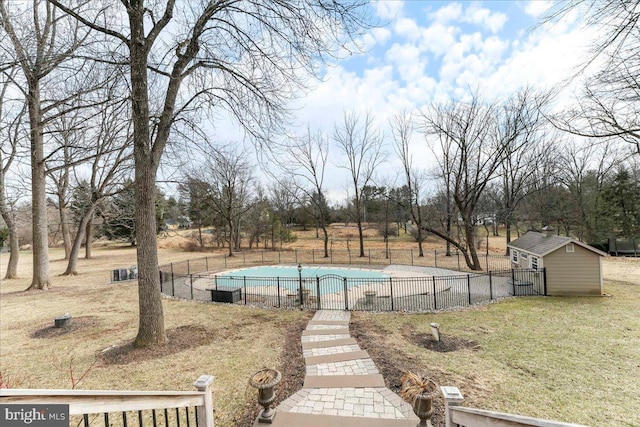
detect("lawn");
top-left (352, 258), bottom-right (640, 426)
top-left (1, 242), bottom-right (638, 426)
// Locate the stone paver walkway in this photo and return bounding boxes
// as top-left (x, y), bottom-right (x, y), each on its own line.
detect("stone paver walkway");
top-left (270, 310), bottom-right (418, 426)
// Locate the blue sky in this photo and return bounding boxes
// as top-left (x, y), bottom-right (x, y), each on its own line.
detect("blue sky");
top-left (259, 0), bottom-right (598, 203)
top-left (172, 1), bottom-right (598, 203)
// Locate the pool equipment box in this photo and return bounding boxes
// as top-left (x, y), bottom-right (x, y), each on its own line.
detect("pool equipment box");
top-left (209, 286), bottom-right (242, 303)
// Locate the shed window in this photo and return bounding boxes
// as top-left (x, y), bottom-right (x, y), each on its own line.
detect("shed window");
top-left (511, 249), bottom-right (518, 263)
top-left (521, 253), bottom-right (529, 259)
top-left (566, 243), bottom-right (574, 253)
top-left (531, 256), bottom-right (539, 271)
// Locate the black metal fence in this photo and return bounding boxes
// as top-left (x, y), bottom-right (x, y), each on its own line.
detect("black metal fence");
top-left (153, 248), bottom-right (512, 280)
top-left (158, 265), bottom-right (546, 313)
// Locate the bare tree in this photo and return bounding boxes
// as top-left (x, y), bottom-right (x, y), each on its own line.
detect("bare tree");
top-left (422, 92), bottom-right (503, 270)
top-left (0, 0), bottom-right (94, 290)
top-left (391, 111), bottom-right (428, 257)
top-left (51, 0), bottom-right (373, 347)
top-left (334, 111), bottom-right (386, 257)
top-left (63, 95), bottom-right (133, 275)
top-left (190, 147), bottom-right (254, 257)
top-left (0, 71), bottom-right (23, 279)
top-left (544, 1), bottom-right (640, 155)
top-left (272, 127), bottom-right (332, 257)
top-left (494, 88), bottom-right (557, 252)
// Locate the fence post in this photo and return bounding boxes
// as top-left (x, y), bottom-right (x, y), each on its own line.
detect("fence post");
top-left (193, 375), bottom-right (215, 427)
top-left (277, 277), bottom-right (281, 308)
top-left (511, 269), bottom-right (516, 295)
top-left (543, 268), bottom-right (547, 296)
top-left (190, 274), bottom-right (194, 300)
top-left (343, 277), bottom-right (348, 310)
top-left (432, 276), bottom-right (437, 310)
top-left (316, 277), bottom-right (321, 310)
top-left (467, 274), bottom-right (471, 305)
top-left (440, 386), bottom-right (464, 427)
top-left (244, 276), bottom-right (247, 305)
top-left (390, 277), bottom-right (394, 311)
top-left (489, 271), bottom-right (493, 300)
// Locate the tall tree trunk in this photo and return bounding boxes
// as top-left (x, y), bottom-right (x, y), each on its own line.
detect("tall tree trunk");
top-left (464, 222), bottom-right (482, 270)
top-left (26, 80), bottom-right (50, 290)
top-left (64, 207), bottom-right (95, 275)
top-left (84, 216), bottom-right (93, 259)
top-left (0, 169), bottom-right (19, 279)
top-left (59, 203), bottom-right (72, 259)
top-left (130, 12), bottom-right (166, 347)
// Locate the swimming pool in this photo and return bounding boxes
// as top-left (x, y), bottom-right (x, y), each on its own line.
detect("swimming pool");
top-left (214, 266), bottom-right (390, 295)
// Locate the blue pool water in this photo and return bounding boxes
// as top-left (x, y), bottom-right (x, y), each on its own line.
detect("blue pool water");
top-left (214, 266), bottom-right (389, 295)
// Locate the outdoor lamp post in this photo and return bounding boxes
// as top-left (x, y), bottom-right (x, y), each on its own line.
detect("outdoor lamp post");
top-left (298, 263), bottom-right (303, 310)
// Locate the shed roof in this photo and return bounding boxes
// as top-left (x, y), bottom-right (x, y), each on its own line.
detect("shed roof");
top-left (507, 231), bottom-right (606, 257)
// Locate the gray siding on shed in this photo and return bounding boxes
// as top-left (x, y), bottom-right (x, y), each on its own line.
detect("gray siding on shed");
top-left (543, 244), bottom-right (602, 295)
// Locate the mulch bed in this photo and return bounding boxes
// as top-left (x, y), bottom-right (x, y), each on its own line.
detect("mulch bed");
top-left (401, 325), bottom-right (481, 353)
top-left (99, 325), bottom-right (213, 365)
top-left (31, 316), bottom-right (100, 339)
top-left (236, 314), bottom-right (311, 427)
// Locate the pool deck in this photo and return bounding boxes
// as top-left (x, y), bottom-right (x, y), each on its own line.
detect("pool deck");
top-left (257, 310), bottom-right (418, 426)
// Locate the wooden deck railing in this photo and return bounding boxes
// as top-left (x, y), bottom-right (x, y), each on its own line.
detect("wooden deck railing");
top-left (441, 386), bottom-right (589, 427)
top-left (0, 375), bottom-right (215, 427)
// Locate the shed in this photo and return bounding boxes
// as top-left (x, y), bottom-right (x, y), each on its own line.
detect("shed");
top-left (507, 229), bottom-right (606, 296)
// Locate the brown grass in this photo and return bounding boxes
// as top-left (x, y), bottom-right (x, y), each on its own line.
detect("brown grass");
top-left (1, 232), bottom-right (639, 427)
top-left (0, 245), bottom-right (307, 427)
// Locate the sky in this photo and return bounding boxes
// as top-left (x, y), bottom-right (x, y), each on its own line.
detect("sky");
top-left (227, 0), bottom-right (599, 205)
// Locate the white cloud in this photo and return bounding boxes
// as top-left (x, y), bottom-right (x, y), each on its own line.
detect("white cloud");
top-left (431, 2), bottom-right (463, 24)
top-left (394, 18), bottom-right (420, 41)
top-left (524, 1), bottom-right (552, 18)
top-left (418, 23), bottom-right (459, 56)
top-left (373, 0), bottom-right (404, 20)
top-left (463, 2), bottom-right (507, 34)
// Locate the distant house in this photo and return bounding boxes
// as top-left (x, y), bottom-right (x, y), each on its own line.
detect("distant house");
top-left (508, 227), bottom-right (606, 296)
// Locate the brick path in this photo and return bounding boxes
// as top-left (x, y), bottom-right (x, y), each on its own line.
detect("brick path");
top-left (266, 310), bottom-right (418, 426)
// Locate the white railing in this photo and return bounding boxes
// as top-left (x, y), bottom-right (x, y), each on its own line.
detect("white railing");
top-left (0, 375), bottom-right (215, 427)
top-left (441, 386), bottom-right (589, 427)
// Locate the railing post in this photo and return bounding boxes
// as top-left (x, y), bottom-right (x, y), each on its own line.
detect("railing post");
top-left (343, 277), bottom-right (348, 310)
top-left (489, 271), bottom-right (493, 300)
top-left (277, 277), bottom-right (281, 308)
top-left (511, 269), bottom-right (516, 295)
top-left (467, 274), bottom-right (472, 305)
top-left (432, 276), bottom-right (437, 310)
top-left (244, 276), bottom-right (247, 305)
top-left (440, 386), bottom-right (464, 427)
top-left (390, 277), bottom-right (394, 311)
top-left (543, 268), bottom-right (548, 296)
top-left (170, 263), bottom-right (174, 294)
top-left (316, 277), bottom-right (321, 310)
top-left (194, 375), bottom-right (215, 427)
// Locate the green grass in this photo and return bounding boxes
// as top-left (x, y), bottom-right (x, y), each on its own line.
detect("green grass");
top-left (354, 279), bottom-right (640, 426)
